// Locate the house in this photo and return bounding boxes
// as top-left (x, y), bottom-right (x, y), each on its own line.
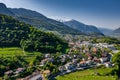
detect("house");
top-left (81, 41), bottom-right (92, 46)
top-left (86, 60), bottom-right (93, 65)
top-left (69, 42), bottom-right (75, 47)
top-left (86, 53), bottom-right (92, 57)
top-left (15, 68), bottom-right (25, 74)
top-left (93, 57), bottom-right (100, 63)
top-left (40, 58), bottom-right (54, 66)
top-left (79, 61), bottom-right (87, 67)
top-left (73, 55), bottom-right (77, 58)
top-left (104, 62), bottom-right (112, 68)
top-left (99, 57), bottom-right (108, 63)
top-left (60, 54), bottom-right (67, 58)
top-left (102, 52), bottom-right (108, 57)
top-left (43, 70), bottom-right (51, 77)
top-left (92, 47), bottom-right (97, 53)
top-left (47, 58), bottom-right (54, 62)
top-left (5, 70), bottom-right (13, 76)
top-left (88, 56), bottom-right (93, 60)
top-left (40, 59), bottom-right (48, 66)
top-left (72, 59), bottom-right (78, 64)
top-left (58, 66), bottom-right (65, 72)
top-left (45, 54), bottom-right (51, 58)
top-left (61, 58), bottom-right (66, 63)
top-left (65, 62), bottom-right (74, 70)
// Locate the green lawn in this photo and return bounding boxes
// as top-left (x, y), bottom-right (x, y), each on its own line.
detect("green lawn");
top-left (55, 68), bottom-right (117, 80)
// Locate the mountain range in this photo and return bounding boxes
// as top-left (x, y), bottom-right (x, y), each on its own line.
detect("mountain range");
top-left (63, 19), bottom-right (104, 36)
top-left (0, 3), bottom-right (104, 36)
top-left (98, 28), bottom-right (113, 35)
top-left (113, 27), bottom-right (120, 33)
top-left (111, 27), bottom-right (120, 38)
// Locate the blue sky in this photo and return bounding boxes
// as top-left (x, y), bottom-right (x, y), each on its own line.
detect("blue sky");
top-left (0, 0), bottom-right (120, 29)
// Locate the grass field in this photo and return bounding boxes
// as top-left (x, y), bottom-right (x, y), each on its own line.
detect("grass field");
top-left (0, 47), bottom-right (25, 55)
top-left (55, 68), bottom-right (117, 80)
top-left (0, 47), bottom-right (42, 61)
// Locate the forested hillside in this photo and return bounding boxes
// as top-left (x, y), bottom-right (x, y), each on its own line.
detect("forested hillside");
top-left (0, 14), bottom-right (68, 53)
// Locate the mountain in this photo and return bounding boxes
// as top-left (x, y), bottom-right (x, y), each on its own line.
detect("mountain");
top-left (0, 3), bottom-right (104, 36)
top-left (0, 3), bottom-right (14, 16)
top-left (111, 27), bottom-right (120, 38)
top-left (63, 19), bottom-right (104, 36)
top-left (10, 8), bottom-right (82, 35)
top-left (0, 14), bottom-right (68, 53)
top-left (113, 27), bottom-right (120, 33)
top-left (98, 28), bottom-right (113, 35)
top-left (0, 3), bottom-right (82, 35)
top-left (10, 8), bottom-right (81, 34)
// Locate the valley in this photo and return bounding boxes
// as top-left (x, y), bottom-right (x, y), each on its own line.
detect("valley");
top-left (0, 1), bottom-right (120, 80)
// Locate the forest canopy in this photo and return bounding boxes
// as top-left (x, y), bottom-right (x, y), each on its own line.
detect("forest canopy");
top-left (0, 14), bottom-right (68, 53)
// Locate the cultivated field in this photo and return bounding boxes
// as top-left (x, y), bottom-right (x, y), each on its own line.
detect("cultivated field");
top-left (0, 47), bottom-right (42, 61)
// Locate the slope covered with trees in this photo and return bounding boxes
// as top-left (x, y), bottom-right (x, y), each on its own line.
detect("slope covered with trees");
top-left (0, 14), bottom-right (68, 53)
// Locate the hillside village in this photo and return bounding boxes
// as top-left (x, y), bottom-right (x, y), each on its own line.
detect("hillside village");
top-left (2, 37), bottom-right (119, 80)
top-left (0, 2), bottom-right (120, 80)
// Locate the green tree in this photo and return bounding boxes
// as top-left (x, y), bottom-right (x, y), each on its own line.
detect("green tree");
top-left (112, 52), bottom-right (120, 78)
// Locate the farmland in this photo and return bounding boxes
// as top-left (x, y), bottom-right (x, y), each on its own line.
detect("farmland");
top-left (55, 68), bottom-right (117, 80)
top-left (0, 47), bottom-right (42, 61)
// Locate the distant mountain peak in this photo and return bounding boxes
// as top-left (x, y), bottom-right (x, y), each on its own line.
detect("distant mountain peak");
top-left (0, 3), bottom-right (104, 36)
top-left (63, 19), bottom-right (104, 36)
top-left (0, 3), bottom-right (14, 16)
top-left (113, 27), bottom-right (120, 33)
top-left (0, 3), bottom-right (7, 8)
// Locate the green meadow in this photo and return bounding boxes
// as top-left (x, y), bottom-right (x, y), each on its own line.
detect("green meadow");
top-left (0, 47), bottom-right (42, 61)
top-left (55, 68), bottom-right (117, 80)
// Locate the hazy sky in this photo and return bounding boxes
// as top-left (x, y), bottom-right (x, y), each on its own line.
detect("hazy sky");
top-left (0, 0), bottom-right (120, 29)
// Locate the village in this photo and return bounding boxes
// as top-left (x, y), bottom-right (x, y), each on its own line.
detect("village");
top-left (3, 38), bottom-right (120, 80)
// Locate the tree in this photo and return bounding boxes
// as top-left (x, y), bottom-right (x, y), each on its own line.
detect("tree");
top-left (112, 52), bottom-right (120, 78)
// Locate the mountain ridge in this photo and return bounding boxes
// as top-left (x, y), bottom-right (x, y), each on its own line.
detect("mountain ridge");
top-left (63, 19), bottom-right (104, 36)
top-left (113, 27), bottom-right (120, 33)
top-left (0, 3), bottom-right (104, 36)
top-left (98, 27), bottom-right (113, 35)
top-left (0, 3), bottom-right (14, 16)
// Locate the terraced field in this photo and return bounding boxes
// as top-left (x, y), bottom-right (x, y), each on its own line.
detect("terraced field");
top-left (0, 47), bottom-right (42, 61)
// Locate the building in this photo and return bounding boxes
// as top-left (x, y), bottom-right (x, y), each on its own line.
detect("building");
top-left (5, 70), bottom-right (13, 76)
top-left (40, 58), bottom-right (53, 66)
top-left (79, 61), bottom-right (87, 67)
top-left (45, 54), bottom-right (51, 58)
top-left (43, 70), bottom-right (51, 77)
top-left (99, 57), bottom-right (108, 63)
top-left (104, 62), bottom-right (112, 68)
top-left (58, 66), bottom-right (65, 72)
top-left (65, 62), bottom-right (74, 70)
top-left (15, 68), bottom-right (25, 74)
